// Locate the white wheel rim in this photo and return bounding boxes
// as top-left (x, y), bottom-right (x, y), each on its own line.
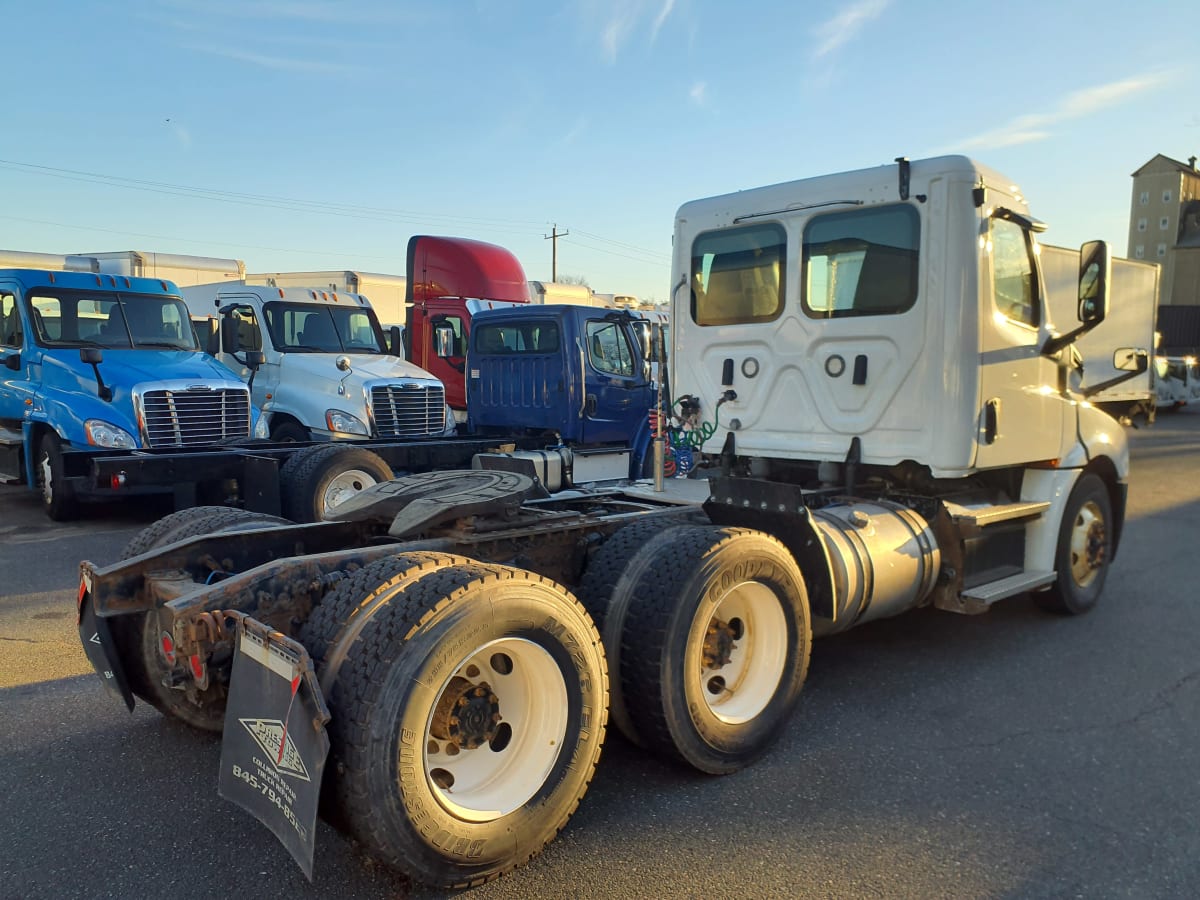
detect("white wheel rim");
top-left (321, 468), bottom-right (380, 515)
top-left (423, 637), bottom-right (568, 822)
top-left (694, 581), bottom-right (788, 725)
top-left (38, 451), bottom-right (53, 505)
top-left (1069, 500), bottom-right (1105, 587)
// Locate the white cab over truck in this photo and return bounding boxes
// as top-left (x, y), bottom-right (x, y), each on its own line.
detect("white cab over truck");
top-left (246, 270), bottom-right (408, 329)
top-left (1041, 243), bottom-right (1159, 423)
top-left (79, 156), bottom-right (1138, 889)
top-left (183, 282), bottom-right (453, 442)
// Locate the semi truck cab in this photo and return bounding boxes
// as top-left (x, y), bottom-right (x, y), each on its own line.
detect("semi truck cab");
top-left (184, 283), bottom-right (454, 442)
top-left (0, 269), bottom-right (251, 518)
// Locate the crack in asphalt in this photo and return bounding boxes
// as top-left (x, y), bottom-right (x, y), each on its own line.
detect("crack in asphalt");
top-left (930, 668), bottom-right (1200, 752)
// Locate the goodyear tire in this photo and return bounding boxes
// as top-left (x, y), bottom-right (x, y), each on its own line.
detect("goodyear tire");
top-left (112, 507), bottom-right (292, 731)
top-left (1037, 472), bottom-right (1113, 615)
top-left (298, 551), bottom-right (473, 830)
top-left (321, 560), bottom-right (607, 888)
top-left (577, 519), bottom-right (692, 747)
top-left (618, 525), bottom-right (811, 774)
top-left (279, 444), bottom-right (393, 522)
top-left (36, 431), bottom-right (78, 521)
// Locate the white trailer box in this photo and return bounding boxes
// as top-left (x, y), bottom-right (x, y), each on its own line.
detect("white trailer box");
top-left (0, 250), bottom-right (98, 271)
top-left (82, 251), bottom-right (245, 287)
top-left (1041, 243), bottom-right (1159, 421)
top-left (527, 281), bottom-right (599, 305)
top-left (246, 271), bottom-right (408, 329)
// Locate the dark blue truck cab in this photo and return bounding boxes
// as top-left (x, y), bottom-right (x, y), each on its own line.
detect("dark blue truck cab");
top-left (465, 304), bottom-right (659, 485)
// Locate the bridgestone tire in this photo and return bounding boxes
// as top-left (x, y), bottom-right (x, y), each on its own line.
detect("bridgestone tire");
top-left (618, 525), bottom-right (811, 774)
top-left (1036, 472), bottom-right (1113, 615)
top-left (322, 561), bottom-right (607, 888)
top-left (112, 507), bottom-right (292, 731)
top-left (37, 431), bottom-right (78, 521)
top-left (577, 520), bottom-right (692, 747)
top-left (279, 444), bottom-right (393, 523)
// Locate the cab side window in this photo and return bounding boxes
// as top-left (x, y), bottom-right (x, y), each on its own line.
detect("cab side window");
top-left (1, 293), bottom-right (21, 348)
top-left (990, 218), bottom-right (1039, 328)
top-left (586, 321), bottom-right (635, 377)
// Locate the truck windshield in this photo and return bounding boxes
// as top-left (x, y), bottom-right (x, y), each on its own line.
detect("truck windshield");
top-left (262, 302), bottom-right (387, 354)
top-left (28, 290), bottom-right (198, 350)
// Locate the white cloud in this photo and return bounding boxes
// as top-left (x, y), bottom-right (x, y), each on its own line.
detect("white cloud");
top-left (689, 81), bottom-right (707, 106)
top-left (950, 70), bottom-right (1173, 152)
top-left (187, 43), bottom-right (363, 74)
top-left (589, 0), bottom-right (678, 63)
top-left (559, 116), bottom-right (589, 147)
top-left (811, 0), bottom-right (890, 60)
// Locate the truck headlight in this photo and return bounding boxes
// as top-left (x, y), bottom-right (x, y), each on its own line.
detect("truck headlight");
top-left (253, 412), bottom-right (270, 439)
top-left (325, 409), bottom-right (369, 436)
top-left (84, 419), bottom-right (137, 449)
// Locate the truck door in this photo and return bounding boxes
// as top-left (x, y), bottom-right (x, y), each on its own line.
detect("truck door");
top-left (974, 212), bottom-right (1065, 467)
top-left (415, 306), bottom-right (468, 410)
top-left (581, 318), bottom-right (650, 444)
top-left (0, 287), bottom-right (33, 428)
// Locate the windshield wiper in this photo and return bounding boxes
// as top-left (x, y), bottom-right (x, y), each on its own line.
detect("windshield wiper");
top-left (134, 341), bottom-right (194, 350)
top-left (286, 344), bottom-right (339, 352)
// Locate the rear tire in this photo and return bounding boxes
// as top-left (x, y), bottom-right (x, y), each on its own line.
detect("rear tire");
top-left (36, 431), bottom-right (78, 521)
top-left (618, 525), bottom-right (811, 774)
top-left (112, 507), bottom-right (292, 731)
top-left (577, 519), bottom-right (691, 747)
top-left (324, 561), bottom-right (607, 888)
top-left (279, 444), bottom-right (393, 522)
top-left (1036, 473), bottom-right (1112, 615)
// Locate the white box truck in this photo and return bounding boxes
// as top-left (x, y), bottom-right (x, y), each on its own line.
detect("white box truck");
top-left (183, 282), bottom-right (453, 443)
top-left (1041, 243), bottom-right (1158, 422)
top-left (82, 250), bottom-right (246, 287)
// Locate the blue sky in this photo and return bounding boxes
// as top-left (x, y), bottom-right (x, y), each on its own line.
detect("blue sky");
top-left (1, 1), bottom-right (1194, 302)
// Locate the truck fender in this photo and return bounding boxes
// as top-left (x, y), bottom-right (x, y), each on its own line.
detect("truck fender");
top-left (1021, 459), bottom-right (1124, 573)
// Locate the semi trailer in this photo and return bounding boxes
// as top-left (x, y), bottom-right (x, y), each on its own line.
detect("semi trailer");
top-left (78, 155), bottom-right (1139, 888)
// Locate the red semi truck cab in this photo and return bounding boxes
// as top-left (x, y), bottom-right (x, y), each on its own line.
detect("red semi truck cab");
top-left (404, 236), bottom-right (529, 417)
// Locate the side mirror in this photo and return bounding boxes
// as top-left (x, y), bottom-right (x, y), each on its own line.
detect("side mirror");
top-left (1113, 348), bottom-right (1148, 373)
top-left (335, 355), bottom-right (351, 373)
top-left (3, 353), bottom-right (19, 371)
top-left (433, 322), bottom-right (456, 358)
top-left (388, 325), bottom-right (403, 357)
top-left (1077, 240), bottom-right (1110, 326)
top-left (220, 315), bottom-right (241, 354)
top-left (245, 350), bottom-right (265, 370)
top-left (80, 347), bottom-right (103, 365)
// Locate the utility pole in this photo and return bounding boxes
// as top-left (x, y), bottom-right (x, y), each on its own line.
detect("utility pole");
top-left (544, 224), bottom-right (568, 281)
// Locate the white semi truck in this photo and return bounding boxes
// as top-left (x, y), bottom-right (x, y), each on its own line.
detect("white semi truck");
top-left (79, 155), bottom-right (1139, 888)
top-left (182, 282), bottom-right (453, 443)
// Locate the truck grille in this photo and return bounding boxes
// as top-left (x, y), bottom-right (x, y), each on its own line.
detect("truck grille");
top-left (138, 385), bottom-right (252, 447)
top-left (371, 384), bottom-right (446, 437)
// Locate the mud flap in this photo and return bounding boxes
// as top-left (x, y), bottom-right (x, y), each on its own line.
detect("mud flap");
top-left (218, 616), bottom-right (330, 880)
top-left (76, 574), bottom-right (135, 712)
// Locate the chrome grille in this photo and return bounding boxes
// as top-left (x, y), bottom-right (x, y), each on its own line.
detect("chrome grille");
top-left (139, 384), bottom-right (252, 447)
top-left (370, 383), bottom-right (446, 437)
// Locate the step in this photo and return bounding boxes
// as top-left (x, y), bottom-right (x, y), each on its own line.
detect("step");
top-left (962, 570), bottom-right (1057, 605)
top-left (945, 500), bottom-right (1051, 529)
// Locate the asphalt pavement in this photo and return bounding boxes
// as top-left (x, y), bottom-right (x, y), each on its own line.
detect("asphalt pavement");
top-left (1, 413), bottom-right (1198, 899)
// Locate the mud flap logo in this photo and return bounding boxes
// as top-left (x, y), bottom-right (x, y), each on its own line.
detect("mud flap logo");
top-left (238, 718), bottom-right (312, 782)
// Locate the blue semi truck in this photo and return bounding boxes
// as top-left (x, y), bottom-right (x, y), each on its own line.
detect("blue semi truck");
top-left (0, 269), bottom-right (255, 519)
top-left (80, 302), bottom-right (664, 521)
